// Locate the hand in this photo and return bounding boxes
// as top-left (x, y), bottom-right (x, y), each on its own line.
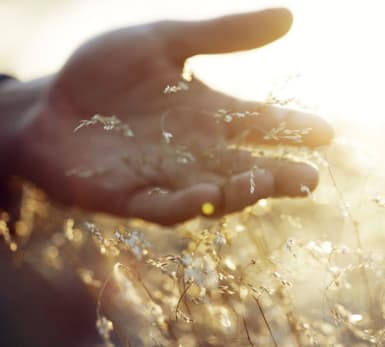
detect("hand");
top-left (13, 8), bottom-right (333, 225)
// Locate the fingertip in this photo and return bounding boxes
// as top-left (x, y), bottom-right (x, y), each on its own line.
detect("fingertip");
top-left (284, 7), bottom-right (294, 27)
top-left (250, 7), bottom-right (293, 44)
top-left (270, 7), bottom-right (293, 36)
top-left (274, 162), bottom-right (319, 197)
top-left (262, 106), bottom-right (335, 147)
top-left (312, 117), bottom-right (335, 146)
top-left (288, 111), bottom-right (335, 146)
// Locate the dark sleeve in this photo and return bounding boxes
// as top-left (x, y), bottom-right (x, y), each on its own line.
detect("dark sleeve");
top-left (0, 74), bottom-right (17, 211)
top-left (0, 74), bottom-right (15, 83)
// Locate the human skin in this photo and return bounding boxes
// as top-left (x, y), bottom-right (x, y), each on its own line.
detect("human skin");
top-left (0, 8), bottom-right (333, 225)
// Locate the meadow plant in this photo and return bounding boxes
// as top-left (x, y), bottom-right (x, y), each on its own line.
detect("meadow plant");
top-left (2, 76), bottom-right (385, 347)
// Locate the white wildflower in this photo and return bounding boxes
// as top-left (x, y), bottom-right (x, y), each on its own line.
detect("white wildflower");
top-left (212, 109), bottom-right (259, 123)
top-left (148, 187), bottom-right (169, 195)
top-left (163, 81), bottom-right (189, 94)
top-left (372, 196), bottom-right (385, 207)
top-left (183, 255), bottom-right (218, 289)
top-left (249, 166), bottom-right (258, 194)
top-left (300, 184), bottom-right (312, 196)
top-left (214, 232), bottom-right (226, 247)
top-left (74, 114), bottom-right (134, 137)
top-left (264, 121), bottom-right (312, 143)
top-left (114, 229), bottom-right (151, 260)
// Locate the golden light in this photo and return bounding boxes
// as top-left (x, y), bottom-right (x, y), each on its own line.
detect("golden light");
top-left (3, 1), bottom-right (385, 346)
top-left (192, 0), bottom-right (385, 126)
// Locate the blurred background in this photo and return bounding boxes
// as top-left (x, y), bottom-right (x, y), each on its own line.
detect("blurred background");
top-left (2, 1), bottom-right (385, 346)
top-left (1, 0), bottom-right (385, 128)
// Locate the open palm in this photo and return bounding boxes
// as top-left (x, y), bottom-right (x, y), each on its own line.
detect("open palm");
top-left (17, 8), bottom-right (333, 224)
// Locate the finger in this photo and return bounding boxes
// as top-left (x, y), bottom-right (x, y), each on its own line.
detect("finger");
top-left (62, 159), bottom-right (317, 225)
top-left (154, 147), bottom-right (318, 219)
top-left (59, 148), bottom-right (318, 225)
top-left (159, 8), bottom-right (293, 64)
top-left (198, 148), bottom-right (319, 198)
top-left (182, 80), bottom-right (333, 147)
top-left (125, 169), bottom-right (272, 225)
top-left (272, 161), bottom-right (318, 197)
top-left (186, 159), bottom-right (317, 216)
top-left (174, 148), bottom-right (318, 198)
top-left (225, 104), bottom-right (334, 147)
top-left (220, 168), bottom-right (274, 214)
top-left (218, 160), bottom-right (317, 216)
top-left (218, 161), bottom-right (317, 215)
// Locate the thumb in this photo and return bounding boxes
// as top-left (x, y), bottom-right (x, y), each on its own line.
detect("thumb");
top-left (158, 7), bottom-right (293, 64)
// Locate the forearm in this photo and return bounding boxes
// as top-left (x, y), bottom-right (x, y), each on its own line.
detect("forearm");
top-left (0, 77), bottom-right (51, 178)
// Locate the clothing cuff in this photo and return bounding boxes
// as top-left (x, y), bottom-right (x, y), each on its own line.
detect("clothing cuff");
top-left (0, 74), bottom-right (16, 84)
